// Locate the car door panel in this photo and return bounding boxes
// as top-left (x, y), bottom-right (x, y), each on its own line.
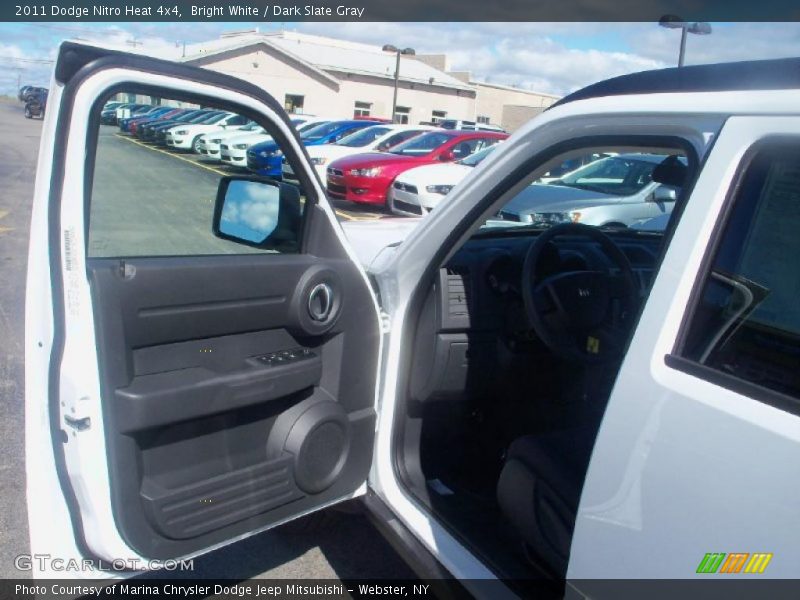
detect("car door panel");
top-left (30, 42), bottom-right (380, 564)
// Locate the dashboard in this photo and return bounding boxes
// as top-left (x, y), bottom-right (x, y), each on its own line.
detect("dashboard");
top-left (409, 229), bottom-right (663, 404)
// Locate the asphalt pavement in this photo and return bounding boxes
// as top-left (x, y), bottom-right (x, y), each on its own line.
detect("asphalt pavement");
top-left (0, 101), bottom-right (413, 583)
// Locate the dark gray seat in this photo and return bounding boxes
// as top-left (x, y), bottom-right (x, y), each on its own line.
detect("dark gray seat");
top-left (496, 426), bottom-right (597, 577)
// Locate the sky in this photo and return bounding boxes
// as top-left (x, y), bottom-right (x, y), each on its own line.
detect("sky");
top-left (3, 22), bottom-right (800, 97)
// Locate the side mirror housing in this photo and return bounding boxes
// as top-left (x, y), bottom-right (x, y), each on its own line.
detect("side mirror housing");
top-left (440, 150), bottom-right (455, 162)
top-left (652, 185), bottom-right (678, 202)
top-left (212, 176), bottom-right (301, 251)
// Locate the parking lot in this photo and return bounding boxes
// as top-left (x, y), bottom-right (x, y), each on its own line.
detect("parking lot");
top-left (0, 101), bottom-right (413, 582)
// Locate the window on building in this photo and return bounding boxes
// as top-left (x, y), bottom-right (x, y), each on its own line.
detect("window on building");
top-left (354, 101), bottom-right (372, 118)
top-left (477, 115), bottom-right (490, 124)
top-left (284, 94), bottom-right (305, 114)
top-left (431, 110), bottom-right (447, 124)
top-left (679, 140), bottom-right (800, 407)
top-left (394, 106), bottom-right (411, 125)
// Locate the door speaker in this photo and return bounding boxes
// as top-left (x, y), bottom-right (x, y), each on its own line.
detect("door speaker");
top-left (266, 397), bottom-right (351, 494)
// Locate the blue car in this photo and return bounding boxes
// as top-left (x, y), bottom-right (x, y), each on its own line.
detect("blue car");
top-left (246, 119), bottom-right (379, 178)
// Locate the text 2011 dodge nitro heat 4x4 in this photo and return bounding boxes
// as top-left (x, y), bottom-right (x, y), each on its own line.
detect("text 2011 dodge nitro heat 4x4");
top-left (25, 42), bottom-right (800, 597)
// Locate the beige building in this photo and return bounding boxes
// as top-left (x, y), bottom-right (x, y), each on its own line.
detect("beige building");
top-left (124, 30), bottom-right (560, 132)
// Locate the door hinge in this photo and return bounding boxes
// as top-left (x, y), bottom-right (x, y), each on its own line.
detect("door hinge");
top-left (380, 311), bottom-right (391, 333)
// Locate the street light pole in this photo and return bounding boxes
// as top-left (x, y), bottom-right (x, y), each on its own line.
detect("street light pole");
top-left (678, 27), bottom-right (688, 67)
top-left (392, 49), bottom-right (401, 123)
top-left (382, 44), bottom-right (415, 123)
top-left (659, 15), bottom-right (712, 68)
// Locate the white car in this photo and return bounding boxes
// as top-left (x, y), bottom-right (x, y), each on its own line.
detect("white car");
top-left (165, 112), bottom-right (250, 152)
top-left (282, 124), bottom-right (435, 184)
top-left (220, 116), bottom-right (330, 168)
top-left (195, 121), bottom-right (258, 160)
top-left (27, 41), bottom-right (800, 595)
top-left (389, 144), bottom-right (498, 216)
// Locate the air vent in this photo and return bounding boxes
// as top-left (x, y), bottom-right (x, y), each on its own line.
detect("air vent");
top-left (445, 267), bottom-right (470, 317)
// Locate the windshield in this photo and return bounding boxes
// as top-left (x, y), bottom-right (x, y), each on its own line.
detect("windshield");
top-left (551, 155), bottom-right (660, 196)
top-left (296, 120), bottom-right (328, 133)
top-left (458, 144), bottom-right (496, 167)
top-left (390, 132), bottom-right (453, 156)
top-left (301, 121), bottom-right (347, 141)
top-left (185, 112), bottom-right (215, 123)
top-left (199, 112), bottom-right (229, 125)
top-left (336, 126), bottom-right (392, 147)
top-left (237, 122), bottom-right (260, 132)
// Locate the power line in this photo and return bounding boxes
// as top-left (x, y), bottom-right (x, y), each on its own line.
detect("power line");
top-left (0, 56), bottom-right (54, 64)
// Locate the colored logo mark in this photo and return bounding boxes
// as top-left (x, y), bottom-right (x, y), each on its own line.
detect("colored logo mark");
top-left (696, 552), bottom-right (773, 574)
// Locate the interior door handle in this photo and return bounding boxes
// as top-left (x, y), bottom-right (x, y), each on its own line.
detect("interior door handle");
top-left (307, 283), bottom-right (334, 322)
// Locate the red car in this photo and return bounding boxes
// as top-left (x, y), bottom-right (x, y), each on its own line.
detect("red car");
top-left (326, 130), bottom-right (507, 206)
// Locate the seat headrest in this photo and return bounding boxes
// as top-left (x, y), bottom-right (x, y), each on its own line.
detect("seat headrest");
top-left (652, 155), bottom-right (688, 188)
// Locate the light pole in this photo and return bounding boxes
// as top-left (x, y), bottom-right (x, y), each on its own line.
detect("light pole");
top-left (659, 15), bottom-right (712, 67)
top-left (382, 44), bottom-right (415, 123)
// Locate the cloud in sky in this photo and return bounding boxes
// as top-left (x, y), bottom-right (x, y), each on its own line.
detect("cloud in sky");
top-left (3, 22), bottom-right (800, 96)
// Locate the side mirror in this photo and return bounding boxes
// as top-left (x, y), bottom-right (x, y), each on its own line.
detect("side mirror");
top-left (440, 150), bottom-right (455, 162)
top-left (652, 185), bottom-right (678, 202)
top-left (212, 177), bottom-right (301, 250)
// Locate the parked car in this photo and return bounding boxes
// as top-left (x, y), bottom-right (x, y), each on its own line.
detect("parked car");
top-left (495, 153), bottom-right (686, 227)
top-left (136, 109), bottom-right (207, 141)
top-left (23, 88), bottom-right (47, 119)
top-left (118, 106), bottom-right (174, 133)
top-left (283, 124), bottom-right (436, 184)
top-left (29, 42), bottom-right (800, 597)
top-left (220, 117), bottom-right (330, 168)
top-left (439, 118), bottom-right (506, 132)
top-left (18, 85), bottom-right (32, 101)
top-left (389, 143), bottom-right (499, 216)
top-left (128, 108), bottom-right (186, 136)
top-left (113, 103), bottom-right (153, 125)
top-left (20, 86), bottom-right (47, 103)
top-left (100, 103), bottom-right (133, 125)
top-left (326, 130), bottom-right (507, 207)
top-left (195, 120), bottom-right (256, 158)
top-left (247, 119), bottom-right (381, 178)
top-left (152, 111), bottom-right (226, 146)
top-left (165, 112), bottom-right (250, 152)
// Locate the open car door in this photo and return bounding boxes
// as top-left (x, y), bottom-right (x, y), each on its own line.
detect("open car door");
top-left (25, 42), bottom-right (381, 575)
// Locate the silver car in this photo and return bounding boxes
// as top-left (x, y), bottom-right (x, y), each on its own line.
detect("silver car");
top-left (497, 153), bottom-right (685, 227)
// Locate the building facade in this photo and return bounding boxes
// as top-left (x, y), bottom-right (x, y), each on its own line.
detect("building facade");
top-left (122, 30), bottom-right (560, 132)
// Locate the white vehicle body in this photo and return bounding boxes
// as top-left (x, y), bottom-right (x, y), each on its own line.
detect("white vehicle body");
top-left (220, 116), bottom-right (330, 167)
top-left (283, 124), bottom-right (435, 183)
top-left (196, 122), bottom-right (258, 160)
top-left (389, 162), bottom-right (473, 216)
top-left (165, 113), bottom-right (248, 151)
top-left (26, 41), bottom-right (800, 596)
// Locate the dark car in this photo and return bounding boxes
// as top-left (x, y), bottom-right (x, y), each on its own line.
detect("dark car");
top-left (24, 89), bottom-right (47, 119)
top-left (103, 103), bottom-right (152, 126)
top-left (138, 109), bottom-right (209, 141)
top-left (118, 106), bottom-right (175, 133)
top-left (129, 108), bottom-right (186, 136)
top-left (21, 86), bottom-right (47, 103)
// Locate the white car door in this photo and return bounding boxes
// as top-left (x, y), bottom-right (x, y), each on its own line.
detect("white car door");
top-left (569, 116), bottom-right (800, 588)
top-left (26, 42), bottom-right (382, 577)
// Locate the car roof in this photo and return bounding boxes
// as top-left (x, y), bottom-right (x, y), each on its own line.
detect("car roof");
top-left (553, 57), bottom-right (800, 109)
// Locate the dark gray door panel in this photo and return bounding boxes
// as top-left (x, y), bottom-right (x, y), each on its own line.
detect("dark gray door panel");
top-left (86, 253), bottom-right (379, 558)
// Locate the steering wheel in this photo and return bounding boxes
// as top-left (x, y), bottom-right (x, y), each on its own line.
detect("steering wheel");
top-left (521, 223), bottom-right (639, 364)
